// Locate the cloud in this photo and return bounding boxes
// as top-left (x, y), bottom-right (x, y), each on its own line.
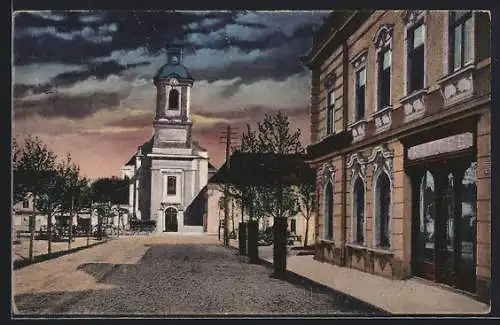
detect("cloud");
top-left (28, 11), bottom-right (66, 22)
top-left (14, 91), bottom-right (127, 119)
top-left (15, 24), bottom-right (116, 43)
top-left (78, 13), bottom-right (106, 24)
top-left (13, 63), bottom-right (87, 85)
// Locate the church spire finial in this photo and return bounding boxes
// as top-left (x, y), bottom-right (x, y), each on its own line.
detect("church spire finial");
top-left (166, 38), bottom-right (183, 65)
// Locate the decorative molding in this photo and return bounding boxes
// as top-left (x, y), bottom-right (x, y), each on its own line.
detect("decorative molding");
top-left (349, 119), bottom-right (368, 143)
top-left (400, 10), bottom-right (424, 26)
top-left (437, 65), bottom-right (475, 107)
top-left (321, 162), bottom-right (336, 185)
top-left (400, 89), bottom-right (428, 123)
top-left (168, 78), bottom-right (179, 86)
top-left (349, 48), bottom-right (368, 70)
top-left (372, 106), bottom-right (393, 134)
top-left (323, 72), bottom-right (336, 89)
top-left (373, 24), bottom-right (394, 49)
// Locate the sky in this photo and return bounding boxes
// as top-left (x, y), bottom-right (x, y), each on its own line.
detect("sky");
top-left (12, 10), bottom-right (330, 180)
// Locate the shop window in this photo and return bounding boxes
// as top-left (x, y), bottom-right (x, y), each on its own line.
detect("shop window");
top-left (419, 170), bottom-right (436, 262)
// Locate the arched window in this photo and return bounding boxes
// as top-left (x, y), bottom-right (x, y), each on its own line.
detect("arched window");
top-left (353, 177), bottom-right (365, 244)
top-left (168, 89), bottom-right (179, 110)
top-left (324, 182), bottom-right (333, 240)
top-left (374, 172), bottom-right (391, 248)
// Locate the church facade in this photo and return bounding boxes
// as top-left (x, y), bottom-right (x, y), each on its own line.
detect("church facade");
top-left (122, 42), bottom-right (216, 234)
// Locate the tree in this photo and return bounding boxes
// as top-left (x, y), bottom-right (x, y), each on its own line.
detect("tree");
top-left (247, 112), bottom-right (304, 222)
top-left (296, 168), bottom-right (317, 247)
top-left (14, 136), bottom-right (57, 262)
top-left (90, 176), bottom-right (129, 238)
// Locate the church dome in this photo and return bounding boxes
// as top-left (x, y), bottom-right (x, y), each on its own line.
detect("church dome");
top-left (154, 63), bottom-right (192, 80)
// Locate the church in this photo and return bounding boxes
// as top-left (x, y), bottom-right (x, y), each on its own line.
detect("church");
top-left (122, 42), bottom-right (220, 235)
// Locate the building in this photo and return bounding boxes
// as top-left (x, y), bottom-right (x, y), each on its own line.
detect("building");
top-left (302, 10), bottom-right (491, 302)
top-left (122, 41), bottom-right (217, 234)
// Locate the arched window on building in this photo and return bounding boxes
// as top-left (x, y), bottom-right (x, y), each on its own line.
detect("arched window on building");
top-left (374, 172), bottom-right (391, 248)
top-left (353, 177), bottom-right (365, 245)
top-left (324, 181), bottom-right (334, 240)
top-left (168, 89), bottom-right (180, 110)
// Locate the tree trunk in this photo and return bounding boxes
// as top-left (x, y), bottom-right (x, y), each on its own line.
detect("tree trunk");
top-left (304, 215), bottom-right (310, 248)
top-left (28, 193), bottom-right (36, 263)
top-left (47, 212), bottom-right (52, 255)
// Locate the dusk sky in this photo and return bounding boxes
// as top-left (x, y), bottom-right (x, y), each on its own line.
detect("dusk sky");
top-left (12, 10), bottom-right (330, 180)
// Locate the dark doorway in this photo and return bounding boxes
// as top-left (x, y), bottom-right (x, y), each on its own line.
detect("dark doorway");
top-left (410, 159), bottom-right (477, 293)
top-left (164, 207), bottom-right (178, 232)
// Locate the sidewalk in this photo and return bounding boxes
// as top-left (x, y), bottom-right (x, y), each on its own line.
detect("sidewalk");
top-left (227, 240), bottom-right (489, 315)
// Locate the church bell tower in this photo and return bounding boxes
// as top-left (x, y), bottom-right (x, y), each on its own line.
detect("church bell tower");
top-left (152, 41), bottom-right (194, 149)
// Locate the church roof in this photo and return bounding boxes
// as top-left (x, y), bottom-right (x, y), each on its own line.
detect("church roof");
top-left (208, 161), bottom-right (217, 172)
top-left (154, 63), bottom-right (193, 80)
top-left (192, 140), bottom-right (207, 152)
top-left (124, 136), bottom-right (154, 166)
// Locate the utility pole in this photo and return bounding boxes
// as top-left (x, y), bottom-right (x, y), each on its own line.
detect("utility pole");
top-left (219, 124), bottom-right (239, 247)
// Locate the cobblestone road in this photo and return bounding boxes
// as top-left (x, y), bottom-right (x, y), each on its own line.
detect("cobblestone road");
top-left (14, 235), bottom-right (376, 315)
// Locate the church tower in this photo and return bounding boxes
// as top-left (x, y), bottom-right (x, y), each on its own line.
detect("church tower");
top-left (153, 41), bottom-right (194, 149)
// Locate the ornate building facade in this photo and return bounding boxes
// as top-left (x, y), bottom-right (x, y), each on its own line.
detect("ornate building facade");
top-left (302, 10), bottom-right (490, 302)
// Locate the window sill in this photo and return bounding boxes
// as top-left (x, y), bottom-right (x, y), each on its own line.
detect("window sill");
top-left (399, 88), bottom-right (429, 104)
top-left (437, 63), bottom-right (475, 85)
top-left (320, 239), bottom-right (335, 244)
top-left (348, 119), bottom-right (367, 129)
top-left (367, 247), bottom-right (394, 255)
top-left (346, 243), bottom-right (366, 250)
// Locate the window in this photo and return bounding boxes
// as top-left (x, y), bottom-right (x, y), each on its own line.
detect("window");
top-left (419, 170), bottom-right (436, 262)
top-left (327, 91), bottom-right (335, 135)
top-left (378, 47), bottom-right (392, 109)
top-left (375, 172), bottom-right (391, 248)
top-left (450, 11), bottom-right (473, 71)
top-left (353, 177), bottom-right (365, 244)
top-left (355, 67), bottom-right (366, 121)
top-left (22, 199), bottom-right (29, 209)
top-left (408, 22), bottom-right (425, 92)
top-left (167, 176), bottom-right (177, 195)
top-left (290, 219), bottom-right (297, 234)
top-left (168, 89), bottom-right (179, 110)
top-left (324, 182), bottom-right (333, 240)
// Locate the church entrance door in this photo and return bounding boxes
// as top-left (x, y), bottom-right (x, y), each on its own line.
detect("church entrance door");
top-left (164, 207), bottom-right (178, 232)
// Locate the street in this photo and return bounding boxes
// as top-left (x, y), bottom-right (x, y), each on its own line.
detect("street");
top-left (13, 235), bottom-right (374, 315)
